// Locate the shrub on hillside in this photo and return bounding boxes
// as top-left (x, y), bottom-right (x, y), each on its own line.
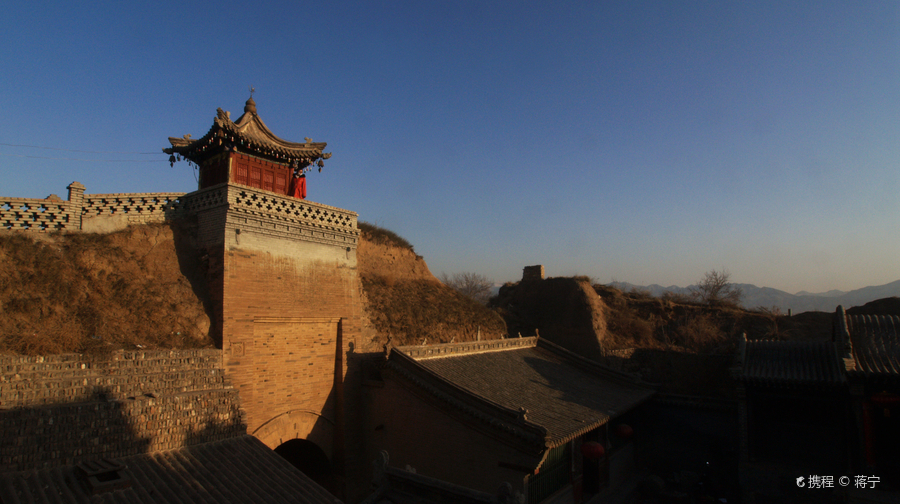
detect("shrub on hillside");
top-left (441, 272), bottom-right (493, 305)
top-left (691, 269), bottom-right (743, 307)
top-left (604, 307), bottom-right (656, 348)
top-left (361, 276), bottom-right (506, 346)
top-left (0, 224), bottom-right (211, 355)
top-left (661, 291), bottom-right (694, 304)
top-left (672, 313), bottom-right (725, 351)
top-left (358, 221), bottom-right (415, 252)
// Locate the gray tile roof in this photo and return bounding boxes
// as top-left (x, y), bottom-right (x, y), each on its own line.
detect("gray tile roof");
top-left (737, 337), bottom-right (845, 386)
top-left (842, 310), bottom-right (900, 377)
top-left (0, 435), bottom-right (340, 504)
top-left (737, 306), bottom-right (900, 387)
top-left (387, 337), bottom-right (654, 449)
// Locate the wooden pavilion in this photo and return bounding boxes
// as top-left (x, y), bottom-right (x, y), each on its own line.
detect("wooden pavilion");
top-left (163, 95), bottom-right (331, 199)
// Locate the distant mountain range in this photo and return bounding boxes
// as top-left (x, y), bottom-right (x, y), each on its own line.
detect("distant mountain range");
top-left (608, 279), bottom-right (900, 314)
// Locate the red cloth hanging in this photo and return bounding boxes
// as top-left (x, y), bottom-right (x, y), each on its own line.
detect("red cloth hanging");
top-left (290, 175), bottom-right (307, 199)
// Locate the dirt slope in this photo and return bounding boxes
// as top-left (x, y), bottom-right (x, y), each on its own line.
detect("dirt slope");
top-left (0, 224), bottom-right (210, 355)
top-left (355, 224), bottom-right (506, 351)
top-left (0, 222), bottom-right (507, 355)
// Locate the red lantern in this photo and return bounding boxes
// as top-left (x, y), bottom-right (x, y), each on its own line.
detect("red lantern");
top-left (615, 424), bottom-right (634, 440)
top-left (581, 441), bottom-right (605, 459)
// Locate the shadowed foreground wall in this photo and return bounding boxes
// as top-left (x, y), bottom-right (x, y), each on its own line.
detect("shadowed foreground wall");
top-left (365, 373), bottom-right (537, 496)
top-left (0, 349), bottom-right (244, 472)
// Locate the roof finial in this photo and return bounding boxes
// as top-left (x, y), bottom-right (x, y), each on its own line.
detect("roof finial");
top-left (244, 87), bottom-right (257, 114)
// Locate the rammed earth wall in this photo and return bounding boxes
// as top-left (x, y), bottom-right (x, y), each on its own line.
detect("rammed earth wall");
top-left (0, 349), bottom-right (245, 472)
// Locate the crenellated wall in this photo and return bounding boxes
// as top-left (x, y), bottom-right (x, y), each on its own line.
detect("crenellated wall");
top-left (0, 349), bottom-right (245, 472)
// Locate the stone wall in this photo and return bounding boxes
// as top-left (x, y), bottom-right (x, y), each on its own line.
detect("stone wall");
top-left (0, 349), bottom-right (245, 472)
top-left (522, 265), bottom-right (544, 282)
top-left (498, 277), bottom-right (608, 361)
top-left (0, 182), bottom-right (84, 232)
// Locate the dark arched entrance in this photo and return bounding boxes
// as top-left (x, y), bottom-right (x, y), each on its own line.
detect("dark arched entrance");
top-left (274, 438), bottom-right (335, 493)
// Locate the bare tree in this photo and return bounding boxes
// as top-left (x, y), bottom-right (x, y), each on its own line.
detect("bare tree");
top-left (440, 272), bottom-right (493, 305)
top-left (692, 269), bottom-right (743, 307)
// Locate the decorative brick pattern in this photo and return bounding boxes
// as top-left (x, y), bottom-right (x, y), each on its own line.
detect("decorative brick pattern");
top-left (0, 350), bottom-right (246, 472)
top-left (233, 187), bottom-right (355, 230)
top-left (179, 183), bottom-right (229, 214)
top-left (0, 182), bottom-right (358, 249)
top-left (0, 197), bottom-right (75, 231)
top-left (227, 184), bottom-right (358, 249)
top-left (399, 337), bottom-right (538, 360)
top-left (82, 192), bottom-right (185, 224)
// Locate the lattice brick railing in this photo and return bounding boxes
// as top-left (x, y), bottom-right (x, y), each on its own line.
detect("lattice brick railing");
top-left (1, 182), bottom-right (358, 241)
top-left (0, 197), bottom-right (75, 232)
top-left (230, 184), bottom-right (358, 234)
top-left (178, 184), bottom-right (229, 214)
top-left (82, 193), bottom-right (186, 221)
top-left (1, 182), bottom-right (188, 233)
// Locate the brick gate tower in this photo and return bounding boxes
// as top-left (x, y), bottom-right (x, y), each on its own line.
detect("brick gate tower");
top-left (165, 96), bottom-right (361, 496)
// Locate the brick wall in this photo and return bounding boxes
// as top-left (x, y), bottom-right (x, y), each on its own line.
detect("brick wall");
top-left (0, 181), bottom-right (186, 233)
top-left (1, 180), bottom-right (367, 496)
top-left (0, 349), bottom-right (245, 472)
top-left (172, 182), bottom-right (365, 497)
top-left (220, 244), bottom-right (360, 441)
top-left (522, 265), bottom-right (544, 282)
top-left (365, 375), bottom-right (538, 496)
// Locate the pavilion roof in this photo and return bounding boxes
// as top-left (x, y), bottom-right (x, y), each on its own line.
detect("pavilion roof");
top-left (164, 97), bottom-right (331, 167)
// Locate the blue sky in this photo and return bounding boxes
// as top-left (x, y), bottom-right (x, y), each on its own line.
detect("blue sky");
top-left (1, 1), bottom-right (898, 294)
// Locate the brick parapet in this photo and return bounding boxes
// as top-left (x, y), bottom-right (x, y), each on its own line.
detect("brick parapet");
top-left (81, 192), bottom-right (185, 230)
top-left (0, 196), bottom-right (77, 232)
top-left (1, 181), bottom-right (358, 246)
top-left (0, 349), bottom-right (245, 472)
top-left (397, 337), bottom-right (538, 360)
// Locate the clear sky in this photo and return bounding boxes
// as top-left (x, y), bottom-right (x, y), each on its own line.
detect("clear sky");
top-left (2, 1), bottom-right (898, 294)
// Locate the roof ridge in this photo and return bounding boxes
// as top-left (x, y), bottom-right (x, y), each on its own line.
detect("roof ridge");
top-left (395, 336), bottom-right (538, 360)
top-left (384, 349), bottom-right (548, 449)
top-left (537, 338), bottom-right (649, 386)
